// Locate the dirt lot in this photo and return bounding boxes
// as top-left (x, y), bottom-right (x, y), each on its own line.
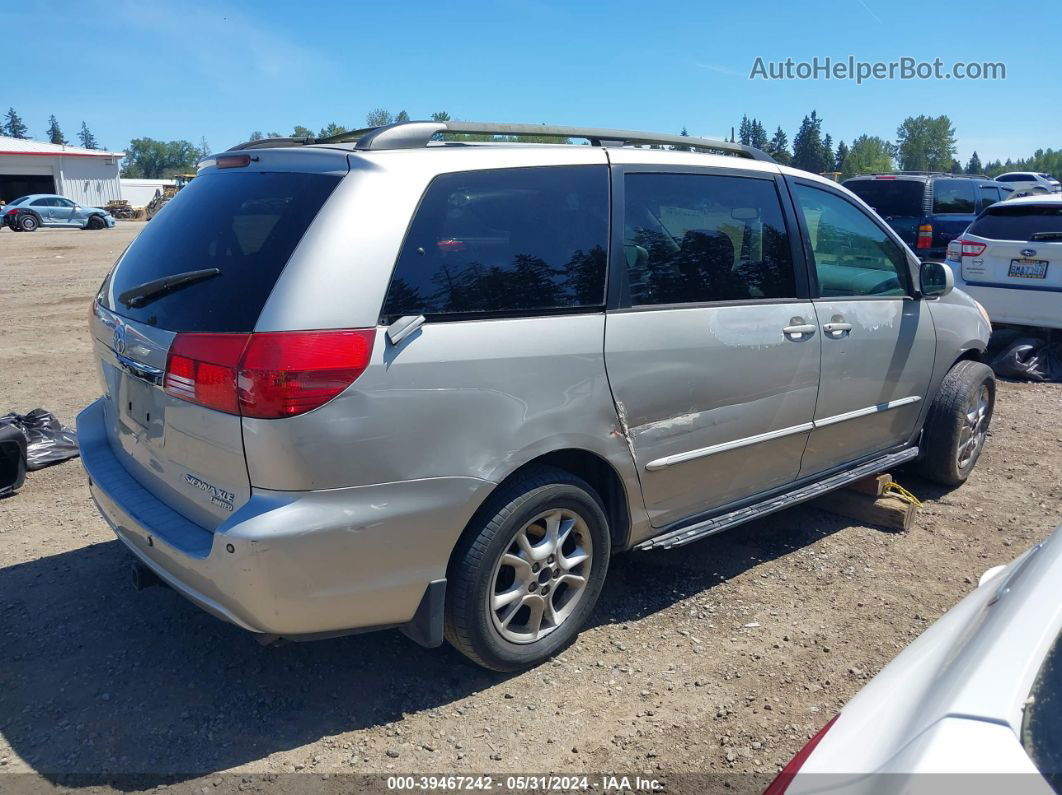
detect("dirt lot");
top-left (1, 224), bottom-right (1061, 792)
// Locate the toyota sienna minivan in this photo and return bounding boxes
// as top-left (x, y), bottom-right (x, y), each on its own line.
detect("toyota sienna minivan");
top-left (78, 120), bottom-right (994, 670)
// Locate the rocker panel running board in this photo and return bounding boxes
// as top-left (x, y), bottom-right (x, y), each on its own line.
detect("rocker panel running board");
top-left (634, 447), bottom-right (919, 551)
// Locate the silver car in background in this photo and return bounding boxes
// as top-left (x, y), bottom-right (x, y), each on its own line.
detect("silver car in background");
top-left (771, 527), bottom-right (1062, 794)
top-left (78, 121), bottom-right (994, 671)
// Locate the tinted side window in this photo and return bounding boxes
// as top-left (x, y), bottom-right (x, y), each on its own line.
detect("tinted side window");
top-left (622, 173), bottom-right (795, 306)
top-left (979, 186), bottom-right (1001, 205)
top-left (932, 179), bottom-right (977, 213)
top-left (793, 184), bottom-right (908, 297)
top-left (382, 166), bottom-right (608, 319)
top-left (30, 198), bottom-right (53, 207)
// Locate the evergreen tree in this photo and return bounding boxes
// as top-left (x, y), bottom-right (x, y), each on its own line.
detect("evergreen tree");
top-left (966, 151), bottom-right (983, 175)
top-left (46, 115), bottom-right (67, 145)
top-left (675, 126), bottom-right (691, 152)
top-left (766, 126), bottom-right (791, 165)
top-left (292, 125), bottom-right (314, 138)
top-left (822, 133), bottom-right (834, 172)
top-left (4, 107), bottom-right (28, 139)
top-left (430, 111), bottom-right (451, 121)
top-left (749, 119), bottom-right (768, 151)
top-left (738, 115), bottom-right (752, 146)
top-left (792, 111), bottom-right (828, 173)
top-left (395, 110), bottom-right (410, 123)
top-left (77, 122), bottom-right (99, 149)
top-left (834, 140), bottom-right (850, 172)
top-left (950, 160), bottom-right (964, 174)
top-left (247, 131), bottom-right (264, 141)
top-left (198, 137), bottom-right (211, 158)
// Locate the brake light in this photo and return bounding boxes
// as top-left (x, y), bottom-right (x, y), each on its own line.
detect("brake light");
top-left (916, 224), bottom-right (933, 249)
top-left (4, 207), bottom-right (18, 216)
top-left (164, 333), bottom-right (249, 413)
top-left (216, 154), bottom-right (252, 169)
top-left (874, 175), bottom-right (896, 179)
top-left (163, 329), bottom-right (375, 418)
top-left (763, 715), bottom-right (839, 795)
top-left (959, 239), bottom-right (987, 257)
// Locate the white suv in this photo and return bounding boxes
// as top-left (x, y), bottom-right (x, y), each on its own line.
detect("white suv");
top-left (994, 171), bottom-right (1061, 196)
top-left (947, 195), bottom-right (1062, 329)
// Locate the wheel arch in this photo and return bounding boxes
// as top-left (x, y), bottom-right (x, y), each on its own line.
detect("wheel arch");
top-left (450, 448), bottom-right (632, 575)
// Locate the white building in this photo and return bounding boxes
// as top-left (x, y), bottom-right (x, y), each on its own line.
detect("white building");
top-left (0, 136), bottom-right (124, 207)
top-left (120, 178), bottom-right (176, 209)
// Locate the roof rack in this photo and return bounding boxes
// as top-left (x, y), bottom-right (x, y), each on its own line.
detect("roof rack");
top-left (230, 121), bottom-right (776, 163)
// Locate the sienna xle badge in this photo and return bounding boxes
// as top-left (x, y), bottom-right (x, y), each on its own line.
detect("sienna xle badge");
top-left (78, 120), bottom-right (994, 670)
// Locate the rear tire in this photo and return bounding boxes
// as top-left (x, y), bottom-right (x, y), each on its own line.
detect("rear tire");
top-left (917, 360), bottom-right (995, 486)
top-left (18, 214), bottom-right (39, 232)
top-left (444, 465), bottom-right (611, 671)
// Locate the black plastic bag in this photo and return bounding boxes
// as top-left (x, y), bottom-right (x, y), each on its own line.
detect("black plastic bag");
top-left (989, 334), bottom-right (1062, 383)
top-left (0, 409), bottom-right (80, 470)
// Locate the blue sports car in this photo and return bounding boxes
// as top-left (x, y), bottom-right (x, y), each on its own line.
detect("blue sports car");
top-left (2, 193), bottom-right (116, 231)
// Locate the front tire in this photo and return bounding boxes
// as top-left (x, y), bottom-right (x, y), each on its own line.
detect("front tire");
top-left (444, 465), bottom-right (611, 671)
top-left (86, 215), bottom-right (106, 230)
top-left (18, 214), bottom-right (39, 232)
top-left (918, 360), bottom-right (995, 486)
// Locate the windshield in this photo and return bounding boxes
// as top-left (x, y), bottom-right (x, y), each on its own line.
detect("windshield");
top-left (100, 170), bottom-right (340, 332)
top-left (844, 180), bottom-right (925, 218)
top-left (968, 204), bottom-right (1062, 240)
top-left (1022, 630), bottom-right (1061, 789)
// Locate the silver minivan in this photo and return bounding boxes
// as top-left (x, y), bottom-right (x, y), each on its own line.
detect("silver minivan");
top-left (78, 121), bottom-right (995, 670)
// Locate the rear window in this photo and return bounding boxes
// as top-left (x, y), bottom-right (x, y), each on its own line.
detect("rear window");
top-left (843, 179), bottom-right (925, 218)
top-left (102, 171), bottom-right (340, 332)
top-left (381, 166), bottom-right (608, 319)
top-left (932, 179), bottom-right (977, 213)
top-left (968, 204), bottom-right (1062, 240)
top-left (1022, 630), bottom-right (1061, 789)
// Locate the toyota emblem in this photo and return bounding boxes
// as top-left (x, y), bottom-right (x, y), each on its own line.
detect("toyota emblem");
top-left (113, 323), bottom-right (127, 355)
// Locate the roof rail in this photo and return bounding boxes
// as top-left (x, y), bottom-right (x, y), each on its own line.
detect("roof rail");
top-left (352, 121), bottom-right (775, 162)
top-left (230, 121), bottom-right (775, 163)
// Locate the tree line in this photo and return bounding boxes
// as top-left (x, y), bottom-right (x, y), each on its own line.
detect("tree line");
top-left (3, 108), bottom-right (101, 150)
top-left (5, 104), bottom-right (1059, 183)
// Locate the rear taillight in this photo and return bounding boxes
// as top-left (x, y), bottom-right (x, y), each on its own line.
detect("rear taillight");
top-left (916, 224), bottom-right (933, 249)
top-left (163, 329), bottom-right (374, 419)
top-left (238, 330), bottom-right (375, 419)
top-left (164, 333), bottom-right (249, 414)
top-left (4, 207), bottom-right (18, 216)
top-left (763, 715), bottom-right (839, 795)
top-left (959, 239), bottom-right (987, 257)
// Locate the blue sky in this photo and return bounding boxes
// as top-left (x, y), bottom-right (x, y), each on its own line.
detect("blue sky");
top-left (4, 0), bottom-right (1057, 163)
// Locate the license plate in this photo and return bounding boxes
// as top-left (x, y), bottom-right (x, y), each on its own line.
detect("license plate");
top-left (1008, 258), bottom-right (1048, 279)
top-left (124, 375), bottom-right (155, 428)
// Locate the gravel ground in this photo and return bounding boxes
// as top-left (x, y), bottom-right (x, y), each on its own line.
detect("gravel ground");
top-left (1, 224), bottom-right (1060, 792)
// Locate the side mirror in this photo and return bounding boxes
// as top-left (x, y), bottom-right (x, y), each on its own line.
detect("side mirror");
top-left (920, 260), bottom-right (954, 297)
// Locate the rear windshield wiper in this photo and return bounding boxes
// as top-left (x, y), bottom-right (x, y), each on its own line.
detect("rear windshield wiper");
top-left (1030, 232), bottom-right (1062, 242)
top-left (118, 268), bottom-right (221, 308)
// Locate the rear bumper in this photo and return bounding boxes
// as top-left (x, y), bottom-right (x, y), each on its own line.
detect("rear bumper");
top-left (77, 398), bottom-right (493, 638)
top-left (957, 280), bottom-right (1062, 329)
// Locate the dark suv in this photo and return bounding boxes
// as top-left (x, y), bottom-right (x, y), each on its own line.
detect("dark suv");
top-left (843, 173), bottom-right (1013, 260)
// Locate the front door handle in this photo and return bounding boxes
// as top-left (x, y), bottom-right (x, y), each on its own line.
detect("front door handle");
top-left (822, 321), bottom-right (853, 337)
top-left (782, 322), bottom-right (817, 340)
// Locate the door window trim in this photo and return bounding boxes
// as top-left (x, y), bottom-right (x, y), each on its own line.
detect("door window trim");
top-left (784, 176), bottom-right (917, 300)
top-left (606, 165), bottom-right (813, 313)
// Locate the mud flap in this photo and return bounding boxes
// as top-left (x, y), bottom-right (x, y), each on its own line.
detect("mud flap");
top-left (399, 579), bottom-right (447, 648)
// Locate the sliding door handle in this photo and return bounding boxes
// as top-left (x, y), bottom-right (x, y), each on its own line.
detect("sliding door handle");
top-left (782, 323), bottom-right (817, 340)
top-left (822, 321), bottom-right (853, 337)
